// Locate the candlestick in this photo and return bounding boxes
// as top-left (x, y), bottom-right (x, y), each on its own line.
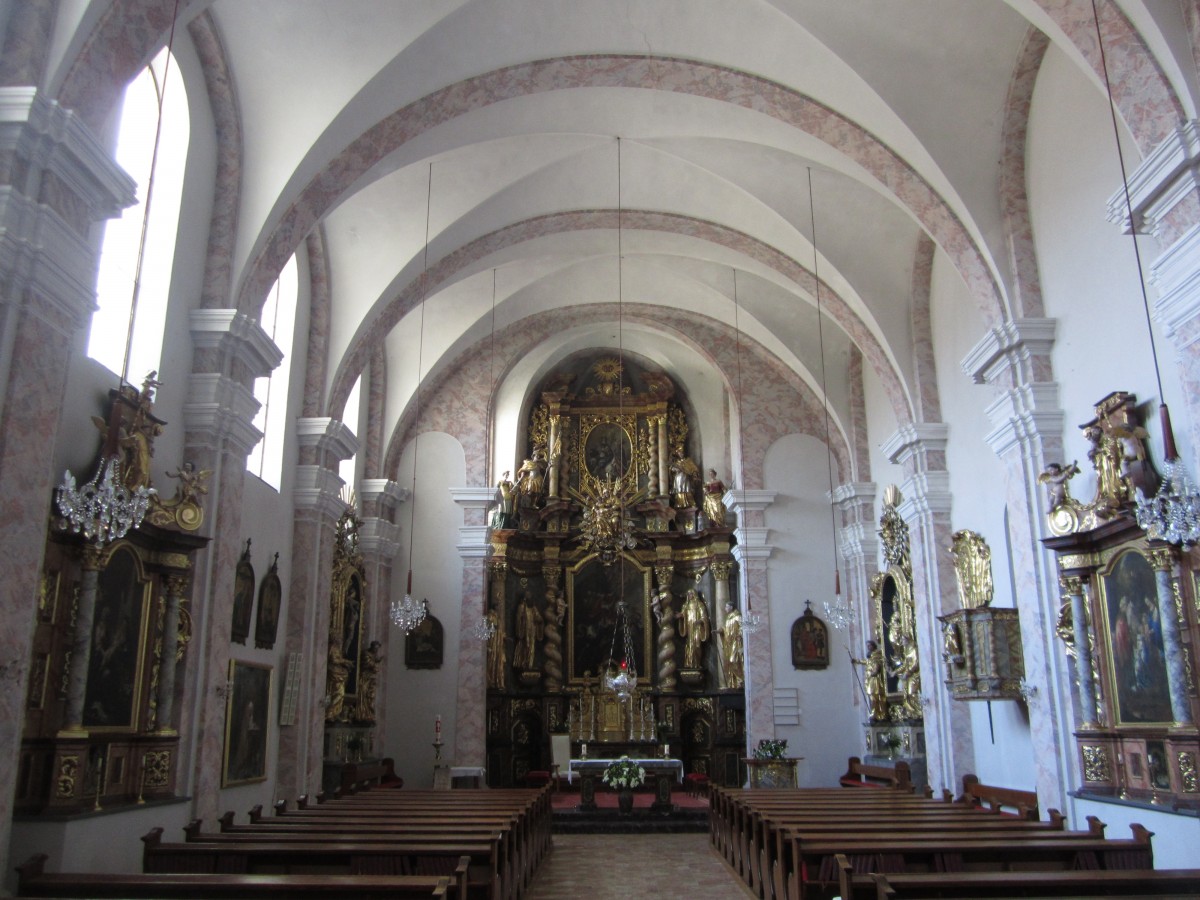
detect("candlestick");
top-left (435, 714), bottom-right (441, 742)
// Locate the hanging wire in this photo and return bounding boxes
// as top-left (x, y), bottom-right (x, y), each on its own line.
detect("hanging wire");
top-left (732, 270), bottom-right (761, 633)
top-left (808, 167), bottom-right (850, 627)
top-left (393, 163), bottom-right (433, 632)
top-left (120, 0), bottom-right (181, 389)
top-left (473, 268), bottom-right (500, 642)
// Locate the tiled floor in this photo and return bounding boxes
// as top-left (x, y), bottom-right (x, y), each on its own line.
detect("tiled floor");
top-left (526, 833), bottom-right (756, 899)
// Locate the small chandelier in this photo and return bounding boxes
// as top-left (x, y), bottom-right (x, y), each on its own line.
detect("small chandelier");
top-left (604, 600), bottom-right (638, 700)
top-left (56, 454), bottom-right (154, 545)
top-left (742, 606), bottom-right (762, 634)
top-left (391, 572), bottom-right (428, 634)
top-left (471, 612), bottom-right (497, 642)
top-left (1090, 1), bottom-right (1200, 547)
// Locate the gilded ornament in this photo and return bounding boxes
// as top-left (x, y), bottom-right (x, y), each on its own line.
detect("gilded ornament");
top-left (1081, 744), bottom-right (1110, 782)
top-left (949, 529), bottom-right (993, 608)
top-left (1147, 547), bottom-right (1176, 572)
top-left (55, 755), bottom-right (79, 799)
top-left (1179, 752), bottom-right (1198, 793)
top-left (710, 560), bottom-right (733, 582)
top-left (143, 750), bottom-right (171, 789)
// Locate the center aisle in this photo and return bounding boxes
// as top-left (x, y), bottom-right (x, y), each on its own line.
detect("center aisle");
top-left (525, 833), bottom-right (756, 899)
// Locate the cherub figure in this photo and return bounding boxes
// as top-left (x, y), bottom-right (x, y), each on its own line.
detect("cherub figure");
top-left (1038, 461), bottom-right (1079, 510)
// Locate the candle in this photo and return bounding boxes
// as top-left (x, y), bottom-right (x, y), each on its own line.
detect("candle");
top-left (435, 715), bottom-right (442, 741)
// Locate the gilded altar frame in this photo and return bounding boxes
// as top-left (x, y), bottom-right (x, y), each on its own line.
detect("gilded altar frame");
top-left (566, 551), bottom-right (653, 684)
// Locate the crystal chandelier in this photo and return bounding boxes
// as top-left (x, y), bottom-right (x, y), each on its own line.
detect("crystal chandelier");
top-left (741, 606), bottom-right (762, 634)
top-left (603, 600), bottom-right (638, 700)
top-left (56, 454), bottom-right (154, 544)
top-left (1090, 2), bottom-right (1200, 547)
top-left (471, 612), bottom-right (497, 642)
top-left (390, 589), bottom-right (427, 634)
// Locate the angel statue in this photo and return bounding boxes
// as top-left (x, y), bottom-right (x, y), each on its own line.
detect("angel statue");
top-left (1037, 460), bottom-right (1079, 510)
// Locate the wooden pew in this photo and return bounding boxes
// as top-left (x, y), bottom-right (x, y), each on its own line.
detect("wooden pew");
top-left (834, 854), bottom-right (1200, 899)
top-left (196, 818), bottom-right (504, 900)
top-left (787, 826), bottom-right (1154, 900)
top-left (959, 772), bottom-right (1039, 819)
top-left (839, 757), bottom-right (914, 792)
top-left (16, 852), bottom-right (460, 899)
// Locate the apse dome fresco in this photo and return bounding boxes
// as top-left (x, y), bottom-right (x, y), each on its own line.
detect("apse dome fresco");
top-left (6, 0), bottom-right (1200, 880)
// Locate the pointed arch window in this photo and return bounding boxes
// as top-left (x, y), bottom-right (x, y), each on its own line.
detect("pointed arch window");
top-left (246, 255), bottom-right (298, 490)
top-left (88, 48), bottom-right (189, 382)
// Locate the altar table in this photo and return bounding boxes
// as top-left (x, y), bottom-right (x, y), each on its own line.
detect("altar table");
top-left (568, 758), bottom-right (684, 812)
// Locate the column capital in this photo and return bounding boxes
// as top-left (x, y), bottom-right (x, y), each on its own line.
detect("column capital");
top-left (1107, 119), bottom-right (1200, 240)
top-left (881, 422), bottom-right (949, 469)
top-left (183, 373), bottom-right (263, 456)
top-left (962, 318), bottom-right (1057, 387)
top-left (359, 516), bottom-right (402, 558)
top-left (360, 478), bottom-right (410, 507)
top-left (723, 489), bottom-right (777, 514)
top-left (292, 464), bottom-right (348, 518)
top-left (451, 487), bottom-right (496, 559)
top-left (731, 527), bottom-right (773, 563)
top-left (295, 417), bottom-right (359, 462)
top-left (189, 309), bottom-right (284, 378)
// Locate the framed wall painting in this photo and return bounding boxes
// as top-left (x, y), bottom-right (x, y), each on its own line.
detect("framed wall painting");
top-left (254, 552), bottom-right (282, 650)
top-left (83, 545), bottom-right (151, 730)
top-left (222, 660), bottom-right (271, 786)
top-left (1099, 548), bottom-right (1172, 726)
top-left (405, 612), bottom-right (444, 669)
top-left (791, 603), bottom-right (830, 670)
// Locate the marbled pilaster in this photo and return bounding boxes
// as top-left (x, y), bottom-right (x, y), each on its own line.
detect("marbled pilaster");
top-left (451, 487), bottom-right (493, 767)
top-left (726, 489), bottom-right (776, 750)
top-left (963, 317), bottom-right (1074, 815)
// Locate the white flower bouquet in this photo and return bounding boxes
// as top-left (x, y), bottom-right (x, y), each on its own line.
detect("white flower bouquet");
top-left (601, 755), bottom-right (646, 790)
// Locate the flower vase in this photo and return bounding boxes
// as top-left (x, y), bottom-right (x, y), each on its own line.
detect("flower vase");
top-left (618, 789), bottom-right (634, 814)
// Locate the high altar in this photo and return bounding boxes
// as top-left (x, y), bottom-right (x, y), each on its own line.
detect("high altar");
top-left (484, 354), bottom-right (748, 786)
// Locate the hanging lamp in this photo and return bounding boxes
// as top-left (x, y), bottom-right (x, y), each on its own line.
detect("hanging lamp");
top-left (391, 164), bottom-right (433, 634)
top-left (473, 268), bottom-right (500, 642)
top-left (804, 168), bottom-right (851, 630)
top-left (56, 2), bottom-right (184, 544)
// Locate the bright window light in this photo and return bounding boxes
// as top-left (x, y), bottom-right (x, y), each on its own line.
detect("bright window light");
top-left (89, 49), bottom-right (188, 383)
top-left (246, 255), bottom-right (299, 490)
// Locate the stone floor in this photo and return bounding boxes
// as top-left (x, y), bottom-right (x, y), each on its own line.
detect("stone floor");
top-left (525, 833), bottom-right (756, 899)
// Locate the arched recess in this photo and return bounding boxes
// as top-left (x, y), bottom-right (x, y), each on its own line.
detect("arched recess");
top-left (328, 210), bottom-right (914, 432)
top-left (382, 303), bottom-right (854, 495)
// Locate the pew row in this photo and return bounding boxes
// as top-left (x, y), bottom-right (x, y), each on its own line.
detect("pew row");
top-left (835, 854), bottom-right (1200, 899)
top-left (959, 772), bottom-right (1040, 819)
top-left (839, 757), bottom-right (914, 792)
top-left (16, 852), bottom-right (461, 899)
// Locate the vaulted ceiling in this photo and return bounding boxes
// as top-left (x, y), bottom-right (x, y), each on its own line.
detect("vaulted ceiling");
top-left (69, 1), bottom-right (1199, 477)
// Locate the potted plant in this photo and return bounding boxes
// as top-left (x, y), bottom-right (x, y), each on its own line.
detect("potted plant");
top-left (879, 730), bottom-right (903, 759)
top-left (601, 756), bottom-right (646, 814)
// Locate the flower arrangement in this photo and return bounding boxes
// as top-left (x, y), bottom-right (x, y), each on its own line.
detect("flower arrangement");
top-left (753, 738), bottom-right (788, 760)
top-left (879, 730), bottom-right (903, 755)
top-left (602, 755), bottom-right (646, 790)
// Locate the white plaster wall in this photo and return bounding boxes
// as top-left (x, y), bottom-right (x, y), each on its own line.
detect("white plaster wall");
top-left (1028, 43), bottom-right (1190, 472)
top-left (764, 433), bottom-right (861, 787)
top-left (862, 361), bottom-right (904, 498)
top-left (930, 249), bottom-right (1035, 788)
top-left (384, 432), bottom-right (466, 786)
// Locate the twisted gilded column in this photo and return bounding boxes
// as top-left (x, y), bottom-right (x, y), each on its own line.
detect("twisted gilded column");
top-left (542, 565), bottom-right (564, 692)
top-left (1149, 548), bottom-right (1194, 726)
top-left (155, 572), bottom-right (189, 734)
top-left (653, 564), bottom-right (677, 690)
top-left (1061, 574), bottom-right (1098, 729)
top-left (60, 546), bottom-right (105, 736)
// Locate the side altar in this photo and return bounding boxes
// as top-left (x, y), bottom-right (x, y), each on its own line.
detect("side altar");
top-left (484, 354), bottom-right (748, 787)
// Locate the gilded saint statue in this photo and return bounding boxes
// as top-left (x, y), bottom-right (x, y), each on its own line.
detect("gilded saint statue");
top-left (325, 643), bottom-right (352, 723)
top-left (677, 588), bottom-right (711, 669)
top-left (485, 595), bottom-right (506, 689)
top-left (718, 602), bottom-right (744, 689)
top-left (949, 529), bottom-right (993, 609)
top-left (515, 450), bottom-right (549, 507)
top-left (491, 471), bottom-right (516, 528)
top-left (669, 450), bottom-right (700, 508)
top-left (889, 621), bottom-right (922, 720)
top-left (513, 593), bottom-right (543, 672)
top-left (852, 640), bottom-right (888, 722)
top-left (357, 640), bottom-right (382, 723)
top-left (702, 469), bottom-right (727, 528)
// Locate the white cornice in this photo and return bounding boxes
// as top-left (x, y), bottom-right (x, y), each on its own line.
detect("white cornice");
top-left (881, 423), bottom-right (949, 467)
top-left (183, 373), bottom-right (263, 455)
top-left (961, 318), bottom-right (1057, 385)
top-left (360, 478), bottom-right (410, 506)
top-left (450, 487), bottom-right (496, 508)
top-left (723, 489), bottom-right (777, 513)
top-left (189, 309), bottom-right (284, 378)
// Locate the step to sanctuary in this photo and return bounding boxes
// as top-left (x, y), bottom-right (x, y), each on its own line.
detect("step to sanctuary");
top-left (551, 805), bottom-right (709, 834)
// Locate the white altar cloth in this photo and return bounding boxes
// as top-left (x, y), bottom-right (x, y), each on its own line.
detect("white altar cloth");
top-left (566, 757), bottom-right (683, 785)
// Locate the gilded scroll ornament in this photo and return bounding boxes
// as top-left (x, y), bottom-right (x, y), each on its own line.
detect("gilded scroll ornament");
top-left (144, 750), bottom-right (171, 789)
top-left (55, 755), bottom-right (79, 799)
top-left (1081, 744), bottom-right (1111, 782)
top-left (950, 529), bottom-right (993, 608)
top-left (1179, 752), bottom-right (1198, 792)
